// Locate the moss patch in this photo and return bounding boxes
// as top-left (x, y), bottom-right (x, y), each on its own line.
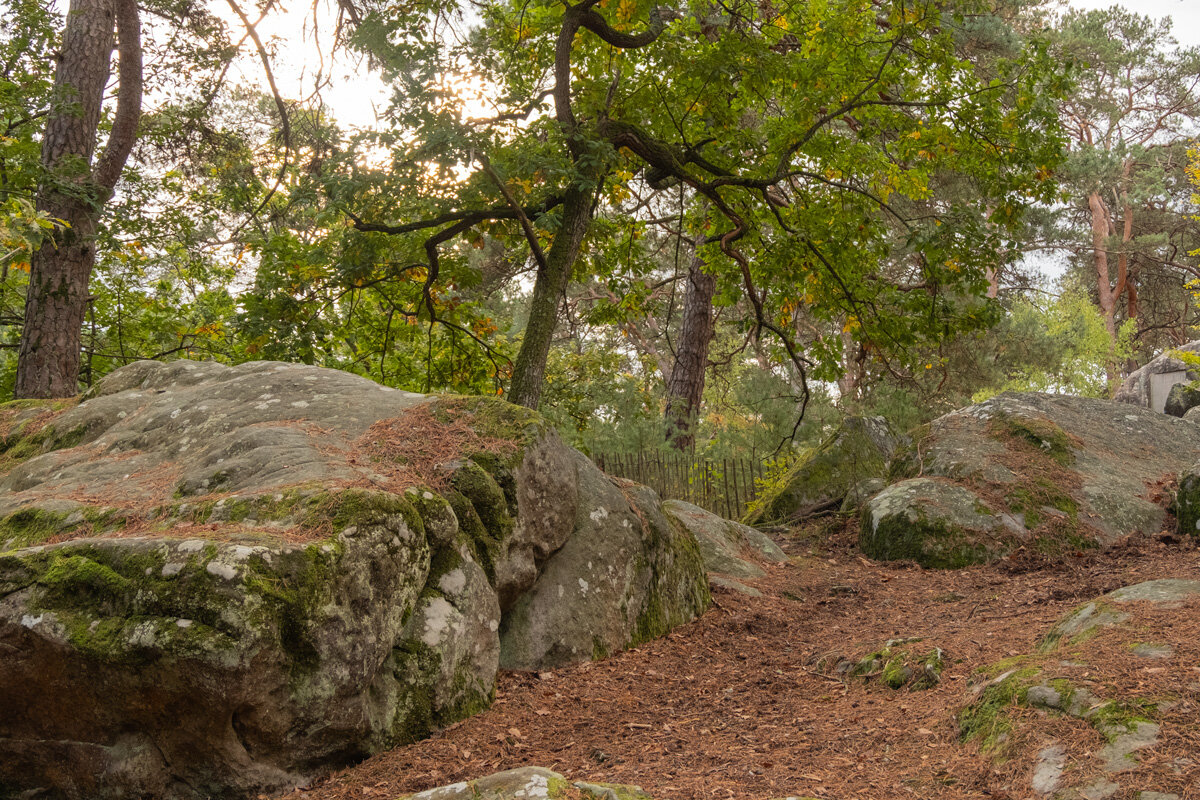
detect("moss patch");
top-left (861, 502), bottom-right (993, 569)
top-left (0, 397), bottom-right (81, 472)
top-left (846, 642), bottom-right (944, 691)
top-left (958, 667), bottom-right (1042, 753)
top-left (987, 413), bottom-right (1078, 468)
top-left (630, 497), bottom-right (710, 649)
top-left (13, 542), bottom-right (243, 665)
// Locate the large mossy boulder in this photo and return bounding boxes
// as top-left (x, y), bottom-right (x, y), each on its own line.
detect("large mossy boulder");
top-left (863, 392), bottom-right (1200, 568)
top-left (744, 416), bottom-right (895, 525)
top-left (0, 360), bottom-right (709, 800)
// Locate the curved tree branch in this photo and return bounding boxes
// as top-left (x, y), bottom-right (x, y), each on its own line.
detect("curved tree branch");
top-left (92, 0), bottom-right (142, 193)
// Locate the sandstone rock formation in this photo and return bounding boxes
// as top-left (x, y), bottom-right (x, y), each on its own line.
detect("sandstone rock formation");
top-left (1114, 341), bottom-right (1200, 412)
top-left (662, 498), bottom-right (786, 580)
top-left (862, 392), bottom-right (1200, 568)
top-left (0, 360), bottom-right (709, 800)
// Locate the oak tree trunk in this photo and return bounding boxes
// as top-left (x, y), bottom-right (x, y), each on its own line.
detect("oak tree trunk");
top-left (507, 185), bottom-right (595, 409)
top-left (15, 0), bottom-right (141, 398)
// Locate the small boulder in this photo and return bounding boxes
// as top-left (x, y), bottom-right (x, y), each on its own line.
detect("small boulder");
top-left (1175, 462), bottom-right (1200, 537)
top-left (818, 638), bottom-right (945, 690)
top-left (497, 470), bottom-right (709, 670)
top-left (1163, 381), bottom-right (1200, 417)
top-left (861, 478), bottom-right (1019, 568)
top-left (396, 767), bottom-right (656, 799)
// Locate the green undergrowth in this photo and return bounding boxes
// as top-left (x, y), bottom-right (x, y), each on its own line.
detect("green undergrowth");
top-left (745, 417), bottom-right (889, 526)
top-left (887, 422), bottom-right (932, 482)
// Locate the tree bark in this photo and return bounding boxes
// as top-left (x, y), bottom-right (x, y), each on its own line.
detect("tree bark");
top-left (507, 184), bottom-right (595, 408)
top-left (15, 0), bottom-right (141, 398)
top-left (664, 250), bottom-right (716, 451)
top-left (1087, 190), bottom-right (1126, 385)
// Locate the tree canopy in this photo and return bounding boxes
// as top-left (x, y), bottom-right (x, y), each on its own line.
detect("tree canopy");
top-left (4, 0), bottom-right (1200, 458)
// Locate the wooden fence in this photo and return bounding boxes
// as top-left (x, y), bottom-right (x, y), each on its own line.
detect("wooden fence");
top-left (592, 450), bottom-right (766, 521)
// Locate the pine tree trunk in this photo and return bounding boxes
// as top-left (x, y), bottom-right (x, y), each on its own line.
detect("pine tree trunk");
top-left (1087, 190), bottom-right (1125, 385)
top-left (15, 0), bottom-right (141, 398)
top-left (664, 251), bottom-right (716, 451)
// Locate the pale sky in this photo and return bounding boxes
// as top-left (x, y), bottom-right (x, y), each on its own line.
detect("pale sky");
top-left (1067, 0), bottom-right (1200, 46)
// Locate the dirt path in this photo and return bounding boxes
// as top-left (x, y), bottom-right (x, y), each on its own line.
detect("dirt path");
top-left (290, 525), bottom-right (1200, 800)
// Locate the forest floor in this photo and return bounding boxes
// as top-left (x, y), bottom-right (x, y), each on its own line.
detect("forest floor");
top-left (287, 519), bottom-right (1200, 800)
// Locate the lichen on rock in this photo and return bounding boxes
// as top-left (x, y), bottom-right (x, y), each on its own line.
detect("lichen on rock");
top-left (0, 360), bottom-right (710, 800)
top-left (863, 392), bottom-right (1200, 568)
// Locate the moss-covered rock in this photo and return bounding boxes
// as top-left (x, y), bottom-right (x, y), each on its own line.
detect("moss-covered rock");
top-left (1176, 462), bottom-right (1200, 537)
top-left (1040, 579), bottom-right (1200, 653)
top-left (818, 638), bottom-right (945, 691)
top-left (498, 459), bottom-right (709, 670)
top-left (0, 360), bottom-right (711, 800)
top-left (745, 416), bottom-right (895, 525)
top-left (662, 498), bottom-right (785, 579)
top-left (1164, 381), bottom-right (1200, 417)
top-left (866, 392), bottom-right (1200, 567)
top-left (860, 478), bottom-right (1015, 568)
top-left (1115, 341), bottom-right (1200, 409)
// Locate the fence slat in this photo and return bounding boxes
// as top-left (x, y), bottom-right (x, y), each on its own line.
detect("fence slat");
top-left (591, 451), bottom-right (764, 520)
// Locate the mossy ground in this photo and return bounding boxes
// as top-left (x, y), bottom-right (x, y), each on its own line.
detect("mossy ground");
top-left (843, 641), bottom-right (945, 691)
top-left (958, 666), bottom-right (1043, 753)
